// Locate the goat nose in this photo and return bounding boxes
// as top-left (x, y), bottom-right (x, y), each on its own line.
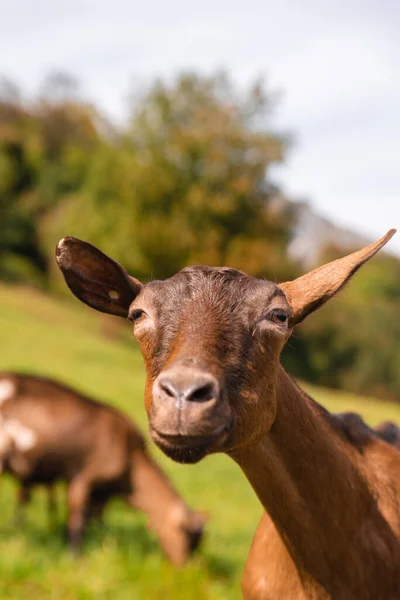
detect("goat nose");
top-left (157, 371), bottom-right (218, 404)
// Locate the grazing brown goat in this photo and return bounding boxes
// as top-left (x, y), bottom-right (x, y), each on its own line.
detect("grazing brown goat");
top-left (0, 373), bottom-right (206, 564)
top-left (56, 230), bottom-right (400, 599)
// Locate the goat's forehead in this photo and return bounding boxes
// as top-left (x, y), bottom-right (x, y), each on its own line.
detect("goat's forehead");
top-left (138, 266), bottom-right (282, 311)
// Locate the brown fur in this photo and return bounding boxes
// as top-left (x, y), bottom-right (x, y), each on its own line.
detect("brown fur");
top-left (56, 230), bottom-right (400, 598)
top-left (0, 372), bottom-right (206, 563)
top-left (241, 405), bottom-right (400, 599)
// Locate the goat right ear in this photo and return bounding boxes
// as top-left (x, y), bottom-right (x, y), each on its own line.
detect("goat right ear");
top-left (279, 229), bottom-right (396, 325)
top-left (56, 237), bottom-right (142, 318)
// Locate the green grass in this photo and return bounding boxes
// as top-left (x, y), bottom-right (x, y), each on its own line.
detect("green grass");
top-left (0, 282), bottom-right (399, 599)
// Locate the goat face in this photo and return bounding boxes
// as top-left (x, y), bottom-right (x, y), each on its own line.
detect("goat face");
top-left (133, 267), bottom-right (291, 463)
top-left (56, 230), bottom-right (395, 464)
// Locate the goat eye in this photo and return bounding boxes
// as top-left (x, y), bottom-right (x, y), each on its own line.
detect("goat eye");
top-left (269, 309), bottom-right (288, 324)
top-left (131, 309), bottom-right (144, 322)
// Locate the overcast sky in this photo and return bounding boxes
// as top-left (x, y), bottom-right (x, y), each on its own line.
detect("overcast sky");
top-left (1, 0), bottom-right (399, 254)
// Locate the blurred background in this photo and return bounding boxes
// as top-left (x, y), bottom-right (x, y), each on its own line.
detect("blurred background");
top-left (0, 1), bottom-right (399, 598)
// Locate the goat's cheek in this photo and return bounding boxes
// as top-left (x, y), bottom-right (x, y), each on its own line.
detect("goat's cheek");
top-left (137, 332), bottom-right (157, 366)
top-left (255, 335), bottom-right (285, 373)
top-left (144, 378), bottom-right (154, 412)
top-left (230, 365), bottom-right (277, 442)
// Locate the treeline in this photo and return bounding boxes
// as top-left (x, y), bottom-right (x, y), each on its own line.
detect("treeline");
top-left (0, 71), bottom-right (295, 285)
top-left (0, 71), bottom-right (399, 401)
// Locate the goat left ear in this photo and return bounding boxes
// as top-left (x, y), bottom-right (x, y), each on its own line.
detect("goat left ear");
top-left (279, 229), bottom-right (396, 325)
top-left (56, 236), bottom-right (142, 318)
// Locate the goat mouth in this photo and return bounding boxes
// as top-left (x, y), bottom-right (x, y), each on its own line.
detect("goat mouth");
top-left (150, 423), bottom-right (231, 464)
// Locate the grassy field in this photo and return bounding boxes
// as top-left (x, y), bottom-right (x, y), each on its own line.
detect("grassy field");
top-left (1, 282), bottom-right (399, 600)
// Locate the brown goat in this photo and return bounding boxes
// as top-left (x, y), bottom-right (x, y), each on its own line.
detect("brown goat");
top-left (0, 373), bottom-right (206, 564)
top-left (56, 230), bottom-right (400, 599)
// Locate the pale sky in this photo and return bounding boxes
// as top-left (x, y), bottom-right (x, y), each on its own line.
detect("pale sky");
top-left (1, 0), bottom-right (399, 254)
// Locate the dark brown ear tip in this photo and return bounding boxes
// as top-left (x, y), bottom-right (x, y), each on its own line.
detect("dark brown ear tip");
top-left (56, 237), bottom-right (86, 264)
top-left (57, 236), bottom-right (81, 250)
top-left (56, 236), bottom-right (80, 268)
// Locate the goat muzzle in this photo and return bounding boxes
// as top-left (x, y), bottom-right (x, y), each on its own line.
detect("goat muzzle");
top-left (150, 366), bottom-right (232, 462)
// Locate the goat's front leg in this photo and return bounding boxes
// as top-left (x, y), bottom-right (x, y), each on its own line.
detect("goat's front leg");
top-left (66, 476), bottom-right (91, 555)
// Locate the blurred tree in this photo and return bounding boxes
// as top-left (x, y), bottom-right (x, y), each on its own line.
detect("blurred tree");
top-left (47, 72), bottom-right (295, 281)
top-left (0, 87), bottom-right (42, 282)
top-left (39, 71), bottom-right (80, 104)
top-left (0, 72), bottom-right (102, 283)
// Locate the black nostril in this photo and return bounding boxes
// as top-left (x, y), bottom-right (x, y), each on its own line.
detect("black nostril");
top-left (155, 371), bottom-right (219, 404)
top-left (188, 383), bottom-right (216, 403)
top-left (159, 379), bottom-right (179, 399)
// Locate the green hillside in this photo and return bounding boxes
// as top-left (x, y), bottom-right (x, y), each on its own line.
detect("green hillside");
top-left (0, 283), bottom-right (399, 600)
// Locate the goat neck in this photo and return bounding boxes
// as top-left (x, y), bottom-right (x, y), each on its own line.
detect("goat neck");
top-left (230, 368), bottom-right (400, 599)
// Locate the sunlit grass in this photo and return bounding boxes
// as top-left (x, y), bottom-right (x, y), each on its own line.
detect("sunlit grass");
top-left (0, 282), bottom-right (399, 599)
